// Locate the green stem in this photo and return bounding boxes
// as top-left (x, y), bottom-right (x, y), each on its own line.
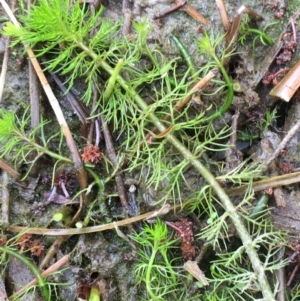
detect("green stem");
top-left (247, 28), bottom-right (273, 45)
top-left (171, 35), bottom-right (196, 77)
top-left (0, 247), bottom-right (51, 300)
top-left (75, 43), bottom-right (275, 301)
top-left (208, 53), bottom-right (234, 121)
top-left (160, 249), bottom-right (176, 285)
top-left (15, 130), bottom-right (73, 164)
top-left (146, 248), bottom-right (159, 300)
top-left (249, 193), bottom-right (269, 219)
top-left (103, 59), bottom-right (124, 102)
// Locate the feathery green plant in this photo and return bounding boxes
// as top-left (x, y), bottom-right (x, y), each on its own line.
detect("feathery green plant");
top-left (131, 219), bottom-right (194, 301)
top-left (131, 220), bottom-right (177, 300)
top-left (0, 108), bottom-right (71, 177)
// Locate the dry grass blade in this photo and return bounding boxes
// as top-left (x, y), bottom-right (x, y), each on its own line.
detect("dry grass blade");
top-left (8, 204), bottom-right (174, 235)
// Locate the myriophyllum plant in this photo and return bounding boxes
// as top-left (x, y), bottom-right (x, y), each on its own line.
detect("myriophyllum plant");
top-left (1, 0), bottom-right (286, 299)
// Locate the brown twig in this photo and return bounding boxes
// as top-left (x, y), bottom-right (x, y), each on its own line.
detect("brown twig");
top-left (50, 72), bottom-right (89, 125)
top-left (275, 247), bottom-right (286, 301)
top-left (0, 36), bottom-right (10, 101)
top-left (27, 0), bottom-right (40, 130)
top-left (87, 83), bottom-right (101, 145)
top-left (229, 109), bottom-right (239, 145)
top-left (0, 158), bottom-right (21, 181)
top-left (174, 0), bottom-right (209, 26)
top-left (224, 110), bottom-right (242, 170)
top-left (153, 1), bottom-right (186, 20)
top-left (225, 6), bottom-right (263, 62)
top-left (29, 60), bottom-right (40, 129)
top-left (173, 70), bottom-right (217, 114)
top-left (287, 264), bottom-right (299, 287)
top-left (290, 17), bottom-right (297, 45)
top-left (225, 7), bottom-right (243, 50)
top-left (264, 117), bottom-right (300, 167)
top-left (0, 0), bottom-right (16, 101)
top-left (39, 236), bottom-right (66, 269)
top-left (216, 0), bottom-right (230, 30)
top-left (100, 116), bottom-right (132, 215)
top-left (122, 0), bottom-right (132, 36)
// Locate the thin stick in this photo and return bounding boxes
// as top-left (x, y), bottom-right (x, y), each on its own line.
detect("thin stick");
top-left (100, 116), bottom-right (131, 215)
top-left (29, 60), bottom-right (40, 129)
top-left (265, 118), bottom-right (300, 167)
top-left (0, 0), bottom-right (15, 99)
top-left (0, 0), bottom-right (88, 202)
top-left (153, 1), bottom-right (186, 20)
top-left (50, 72), bottom-right (88, 125)
top-left (275, 247), bottom-right (286, 301)
top-left (10, 255), bottom-right (69, 299)
top-left (287, 264), bottom-right (299, 287)
top-left (28, 0), bottom-right (40, 130)
top-left (216, 0), bottom-right (230, 30)
top-left (173, 69), bottom-right (217, 114)
top-left (0, 0), bottom-right (15, 101)
top-left (0, 36), bottom-right (10, 101)
top-left (0, 158), bottom-right (21, 180)
top-left (122, 0), bottom-right (132, 36)
top-left (39, 236), bottom-right (66, 270)
top-left (174, 0), bottom-right (209, 26)
top-left (8, 204), bottom-right (173, 235)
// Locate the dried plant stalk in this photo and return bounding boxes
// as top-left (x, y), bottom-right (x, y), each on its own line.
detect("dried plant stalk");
top-left (270, 59), bottom-right (300, 102)
top-left (174, 0), bottom-right (209, 26)
top-left (216, 0), bottom-right (230, 30)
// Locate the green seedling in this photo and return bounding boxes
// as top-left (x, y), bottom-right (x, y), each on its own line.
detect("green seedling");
top-left (131, 219), bottom-right (180, 301)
